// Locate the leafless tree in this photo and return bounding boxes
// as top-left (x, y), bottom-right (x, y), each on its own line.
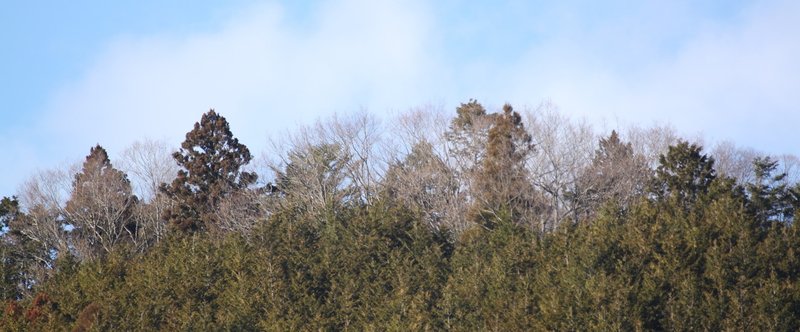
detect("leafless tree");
top-left (323, 112), bottom-right (386, 206)
top-left (14, 164), bottom-right (75, 267)
top-left (116, 138), bottom-right (178, 201)
top-left (64, 146), bottom-right (138, 260)
top-left (130, 194), bottom-right (172, 247)
top-left (384, 105), bottom-right (468, 231)
top-left (213, 188), bottom-right (270, 234)
top-left (524, 102), bottom-right (596, 231)
top-left (712, 140), bottom-right (763, 184)
top-left (116, 139), bottom-right (177, 246)
top-left (576, 131), bottom-right (651, 221)
top-left (386, 104), bottom-right (450, 158)
top-left (624, 123), bottom-right (679, 169)
top-left (778, 153), bottom-right (800, 185)
top-left (383, 140), bottom-right (464, 232)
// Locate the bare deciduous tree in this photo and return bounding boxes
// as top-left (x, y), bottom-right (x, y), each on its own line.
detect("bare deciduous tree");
top-left (383, 141), bottom-right (464, 231)
top-left (712, 140), bottom-right (763, 184)
top-left (385, 105), bottom-right (467, 231)
top-left (387, 104), bottom-right (450, 158)
top-left (14, 164), bottom-right (75, 272)
top-left (65, 145), bottom-right (138, 260)
top-left (213, 188), bottom-right (269, 234)
top-left (624, 123), bottom-right (679, 169)
top-left (325, 112), bottom-right (386, 206)
top-left (117, 138), bottom-right (178, 201)
top-left (576, 130), bottom-right (651, 221)
top-left (117, 139), bottom-right (178, 246)
top-left (525, 102), bottom-right (596, 231)
top-left (778, 154), bottom-right (800, 185)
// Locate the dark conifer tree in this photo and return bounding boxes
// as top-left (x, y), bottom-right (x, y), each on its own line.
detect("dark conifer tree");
top-left (161, 110), bottom-right (257, 232)
top-left (0, 196), bottom-right (19, 231)
top-left (746, 156), bottom-right (799, 223)
top-left (652, 141), bottom-right (716, 208)
top-left (0, 196), bottom-right (24, 300)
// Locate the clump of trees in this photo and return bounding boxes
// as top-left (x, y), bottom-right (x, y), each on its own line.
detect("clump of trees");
top-left (2, 103), bottom-right (800, 330)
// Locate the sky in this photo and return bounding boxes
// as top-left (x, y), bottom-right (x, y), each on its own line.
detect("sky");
top-left (1, 0), bottom-right (799, 197)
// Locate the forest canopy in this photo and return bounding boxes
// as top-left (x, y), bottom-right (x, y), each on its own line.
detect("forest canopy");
top-left (2, 102), bottom-right (800, 330)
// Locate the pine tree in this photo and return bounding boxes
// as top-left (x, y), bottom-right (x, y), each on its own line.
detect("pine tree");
top-left (161, 110), bottom-right (257, 232)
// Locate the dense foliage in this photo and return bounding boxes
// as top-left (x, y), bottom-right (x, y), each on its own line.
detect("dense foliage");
top-left (2, 104), bottom-right (800, 330)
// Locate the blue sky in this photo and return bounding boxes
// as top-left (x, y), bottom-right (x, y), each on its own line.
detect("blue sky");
top-left (1, 0), bottom-right (799, 197)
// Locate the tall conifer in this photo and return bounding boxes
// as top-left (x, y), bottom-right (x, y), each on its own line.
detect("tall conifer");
top-left (161, 110), bottom-right (256, 232)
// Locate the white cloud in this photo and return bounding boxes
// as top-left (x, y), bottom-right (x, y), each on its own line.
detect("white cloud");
top-left (502, 0), bottom-right (800, 153)
top-left (33, 0), bottom-right (443, 177)
top-left (5, 0), bottom-right (799, 197)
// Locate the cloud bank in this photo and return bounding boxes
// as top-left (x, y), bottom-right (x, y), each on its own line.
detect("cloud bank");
top-left (3, 0), bottom-right (799, 197)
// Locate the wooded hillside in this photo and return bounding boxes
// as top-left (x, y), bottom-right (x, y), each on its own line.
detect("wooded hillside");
top-left (2, 102), bottom-right (800, 330)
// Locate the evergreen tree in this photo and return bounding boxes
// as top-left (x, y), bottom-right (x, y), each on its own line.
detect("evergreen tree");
top-left (652, 141), bottom-right (716, 208)
top-left (445, 100), bottom-right (493, 185)
top-left (161, 110), bottom-right (257, 232)
top-left (0, 196), bottom-right (19, 231)
top-left (1, 197), bottom-right (53, 300)
top-left (1, 196), bottom-right (24, 300)
top-left (273, 143), bottom-right (352, 219)
top-left (469, 104), bottom-right (538, 229)
top-left (746, 156), bottom-right (798, 223)
top-left (576, 130), bottom-right (650, 219)
top-left (65, 145), bottom-right (138, 259)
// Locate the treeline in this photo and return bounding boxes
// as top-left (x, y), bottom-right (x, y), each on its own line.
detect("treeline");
top-left (2, 101), bottom-right (800, 330)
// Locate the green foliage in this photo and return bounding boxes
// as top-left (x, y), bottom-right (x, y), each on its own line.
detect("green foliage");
top-left (653, 140), bottom-right (717, 207)
top-left (0, 197), bottom-right (40, 302)
top-left (0, 197), bottom-right (18, 231)
top-left (274, 142), bottom-right (353, 219)
top-left (0, 197), bottom-right (22, 301)
top-left (746, 156), bottom-right (799, 224)
top-left (5, 103), bottom-right (800, 330)
top-left (442, 210), bottom-right (539, 330)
